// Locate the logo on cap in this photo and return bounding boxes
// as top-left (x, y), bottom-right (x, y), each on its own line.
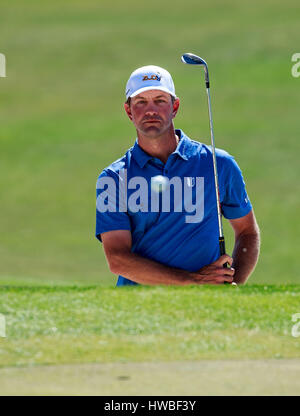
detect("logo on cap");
top-left (143, 73), bottom-right (161, 82)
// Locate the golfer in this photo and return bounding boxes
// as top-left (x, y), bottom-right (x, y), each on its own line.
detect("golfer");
top-left (95, 65), bottom-right (260, 286)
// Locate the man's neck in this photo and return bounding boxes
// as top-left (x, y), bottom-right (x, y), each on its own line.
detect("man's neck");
top-left (137, 127), bottom-right (179, 164)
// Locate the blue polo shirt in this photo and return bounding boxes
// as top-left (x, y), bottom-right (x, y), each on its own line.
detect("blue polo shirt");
top-left (95, 129), bottom-right (252, 286)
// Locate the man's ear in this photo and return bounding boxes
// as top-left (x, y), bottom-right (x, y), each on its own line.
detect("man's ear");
top-left (124, 103), bottom-right (133, 121)
top-left (172, 98), bottom-right (180, 119)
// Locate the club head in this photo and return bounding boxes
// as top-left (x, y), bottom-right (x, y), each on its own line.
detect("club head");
top-left (181, 53), bottom-right (207, 67)
top-left (181, 53), bottom-right (210, 88)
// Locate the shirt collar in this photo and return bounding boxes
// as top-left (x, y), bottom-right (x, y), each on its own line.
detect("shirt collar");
top-left (131, 129), bottom-right (191, 168)
top-left (131, 139), bottom-right (153, 168)
top-left (173, 129), bottom-right (189, 161)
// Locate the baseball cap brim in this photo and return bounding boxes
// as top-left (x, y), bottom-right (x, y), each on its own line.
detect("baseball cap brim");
top-left (129, 86), bottom-right (177, 99)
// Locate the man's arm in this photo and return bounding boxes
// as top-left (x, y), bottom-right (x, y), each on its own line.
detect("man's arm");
top-left (229, 209), bottom-right (260, 284)
top-left (100, 230), bottom-right (235, 286)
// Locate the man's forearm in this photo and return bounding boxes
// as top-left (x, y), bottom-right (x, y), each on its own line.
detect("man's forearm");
top-left (109, 250), bottom-right (234, 286)
top-left (109, 250), bottom-right (196, 286)
top-left (231, 232), bottom-right (260, 284)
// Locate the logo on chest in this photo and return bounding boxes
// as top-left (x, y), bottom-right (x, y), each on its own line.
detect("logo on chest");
top-left (186, 177), bottom-right (195, 187)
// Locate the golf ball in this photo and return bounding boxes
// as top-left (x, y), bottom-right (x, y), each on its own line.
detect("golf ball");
top-left (151, 175), bottom-right (169, 193)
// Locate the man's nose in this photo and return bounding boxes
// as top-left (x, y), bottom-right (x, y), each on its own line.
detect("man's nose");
top-left (145, 101), bottom-right (159, 115)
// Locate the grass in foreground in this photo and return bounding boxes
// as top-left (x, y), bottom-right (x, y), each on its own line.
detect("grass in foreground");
top-left (0, 284), bottom-right (299, 367)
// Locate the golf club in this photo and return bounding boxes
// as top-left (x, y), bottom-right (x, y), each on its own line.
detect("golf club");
top-left (181, 53), bottom-right (226, 261)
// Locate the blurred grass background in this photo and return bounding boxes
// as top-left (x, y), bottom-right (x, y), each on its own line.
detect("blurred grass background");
top-left (0, 0), bottom-right (299, 285)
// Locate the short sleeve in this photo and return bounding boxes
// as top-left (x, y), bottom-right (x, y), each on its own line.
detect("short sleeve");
top-left (221, 155), bottom-right (252, 220)
top-left (95, 169), bottom-right (131, 242)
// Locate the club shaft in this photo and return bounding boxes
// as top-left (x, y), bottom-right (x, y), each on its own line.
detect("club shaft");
top-left (181, 53), bottom-right (226, 257)
top-left (205, 87), bottom-right (225, 253)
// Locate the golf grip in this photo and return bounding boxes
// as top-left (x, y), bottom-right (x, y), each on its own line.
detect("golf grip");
top-left (219, 236), bottom-right (227, 268)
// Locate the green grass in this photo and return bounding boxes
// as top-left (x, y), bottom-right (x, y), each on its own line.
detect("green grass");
top-left (1, 285), bottom-right (299, 367)
top-left (0, 0), bottom-right (300, 285)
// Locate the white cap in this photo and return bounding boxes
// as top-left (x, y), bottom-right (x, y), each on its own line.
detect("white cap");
top-left (125, 65), bottom-right (176, 100)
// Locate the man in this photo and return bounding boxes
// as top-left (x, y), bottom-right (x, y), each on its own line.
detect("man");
top-left (95, 65), bottom-right (260, 286)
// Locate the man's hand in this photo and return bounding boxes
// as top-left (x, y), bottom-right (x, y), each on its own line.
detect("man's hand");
top-left (192, 255), bottom-right (235, 285)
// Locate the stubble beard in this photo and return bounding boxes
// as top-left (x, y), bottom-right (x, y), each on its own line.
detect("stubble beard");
top-left (138, 120), bottom-right (173, 139)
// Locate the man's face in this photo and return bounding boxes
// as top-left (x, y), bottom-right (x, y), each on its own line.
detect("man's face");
top-left (124, 90), bottom-right (180, 138)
